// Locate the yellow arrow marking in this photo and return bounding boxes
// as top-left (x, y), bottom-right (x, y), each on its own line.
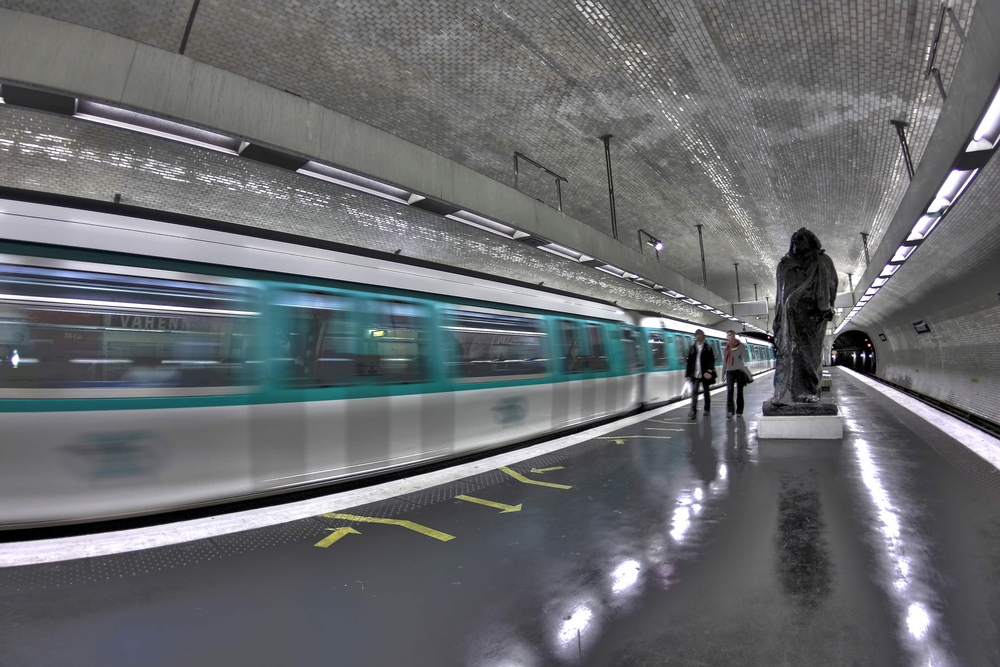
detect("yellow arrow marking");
top-left (500, 466), bottom-right (573, 489)
top-left (597, 435), bottom-right (673, 440)
top-left (321, 513), bottom-right (455, 541)
top-left (614, 438), bottom-right (626, 445)
top-left (314, 526), bottom-right (361, 548)
top-left (646, 427), bottom-right (685, 432)
top-left (650, 418), bottom-right (696, 424)
top-left (455, 494), bottom-right (522, 513)
top-left (530, 466), bottom-right (565, 474)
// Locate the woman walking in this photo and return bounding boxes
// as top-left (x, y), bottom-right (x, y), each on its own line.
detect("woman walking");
top-left (723, 330), bottom-right (749, 419)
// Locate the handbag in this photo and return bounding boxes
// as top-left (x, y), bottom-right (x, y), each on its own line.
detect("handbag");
top-left (742, 367), bottom-right (754, 384)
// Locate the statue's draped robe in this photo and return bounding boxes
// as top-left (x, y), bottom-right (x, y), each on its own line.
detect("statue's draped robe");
top-left (770, 250), bottom-right (838, 405)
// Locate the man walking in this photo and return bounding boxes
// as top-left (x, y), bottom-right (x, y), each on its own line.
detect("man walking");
top-left (686, 329), bottom-right (716, 419)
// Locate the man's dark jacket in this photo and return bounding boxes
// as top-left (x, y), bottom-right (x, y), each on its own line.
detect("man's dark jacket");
top-left (685, 343), bottom-right (717, 383)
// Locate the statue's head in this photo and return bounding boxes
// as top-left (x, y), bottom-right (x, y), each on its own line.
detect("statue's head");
top-left (789, 228), bottom-right (822, 257)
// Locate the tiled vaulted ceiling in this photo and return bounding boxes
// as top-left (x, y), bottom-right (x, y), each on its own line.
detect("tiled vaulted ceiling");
top-left (0, 0), bottom-right (976, 305)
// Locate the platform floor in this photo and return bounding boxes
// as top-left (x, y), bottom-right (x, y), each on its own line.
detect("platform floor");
top-left (3, 368), bottom-right (1000, 666)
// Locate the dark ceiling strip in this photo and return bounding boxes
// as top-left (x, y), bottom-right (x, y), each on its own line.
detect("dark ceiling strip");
top-left (0, 85), bottom-right (76, 116)
top-left (408, 197), bottom-right (460, 216)
top-left (238, 143), bottom-right (309, 171)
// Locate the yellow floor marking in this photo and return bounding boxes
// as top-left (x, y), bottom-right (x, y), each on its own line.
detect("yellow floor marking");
top-left (650, 418), bottom-right (696, 424)
top-left (500, 466), bottom-right (573, 490)
top-left (455, 494), bottom-right (522, 513)
top-left (597, 435), bottom-right (673, 440)
top-left (645, 427), bottom-right (685, 432)
top-left (530, 466), bottom-right (565, 474)
top-left (321, 513), bottom-right (456, 541)
top-left (314, 526), bottom-right (361, 548)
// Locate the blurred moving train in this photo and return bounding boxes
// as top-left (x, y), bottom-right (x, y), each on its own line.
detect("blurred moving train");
top-left (0, 196), bottom-right (774, 528)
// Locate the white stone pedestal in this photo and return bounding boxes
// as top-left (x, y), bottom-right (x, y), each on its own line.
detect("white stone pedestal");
top-left (757, 411), bottom-right (844, 439)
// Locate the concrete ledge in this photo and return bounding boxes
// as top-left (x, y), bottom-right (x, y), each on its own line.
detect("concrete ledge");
top-left (0, 8), bottom-right (730, 316)
top-left (757, 413), bottom-right (844, 440)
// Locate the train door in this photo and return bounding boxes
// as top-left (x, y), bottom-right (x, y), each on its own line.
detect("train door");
top-left (644, 328), bottom-right (669, 405)
top-left (554, 319), bottom-right (585, 427)
top-left (618, 325), bottom-right (643, 409)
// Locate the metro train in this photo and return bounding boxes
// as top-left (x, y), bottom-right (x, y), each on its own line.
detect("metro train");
top-left (0, 196), bottom-right (774, 528)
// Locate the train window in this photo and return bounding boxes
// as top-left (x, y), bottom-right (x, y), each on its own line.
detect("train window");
top-left (586, 324), bottom-right (609, 372)
top-left (648, 330), bottom-right (667, 369)
top-left (675, 334), bottom-right (691, 365)
top-left (620, 327), bottom-right (642, 371)
top-left (274, 290), bottom-right (357, 387)
top-left (275, 293), bottom-right (429, 386)
top-left (560, 320), bottom-right (584, 374)
top-left (445, 308), bottom-right (548, 381)
top-left (0, 261), bottom-right (259, 397)
top-left (365, 300), bottom-right (429, 383)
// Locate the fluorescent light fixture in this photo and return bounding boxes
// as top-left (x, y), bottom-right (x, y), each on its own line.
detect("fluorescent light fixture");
top-left (683, 298), bottom-right (701, 305)
top-left (298, 161), bottom-right (412, 204)
top-left (891, 244), bottom-right (916, 263)
top-left (968, 87), bottom-right (1000, 151)
top-left (539, 242), bottom-right (591, 262)
top-left (698, 304), bottom-right (713, 310)
top-left (596, 264), bottom-right (631, 279)
top-left (74, 101), bottom-right (240, 155)
top-left (663, 290), bottom-right (684, 298)
top-left (864, 287), bottom-right (879, 296)
top-left (872, 276), bottom-right (889, 288)
top-left (444, 210), bottom-right (531, 241)
top-left (859, 295), bottom-right (872, 303)
top-left (907, 214), bottom-right (941, 242)
top-left (880, 263), bottom-right (900, 278)
top-left (926, 168), bottom-right (978, 216)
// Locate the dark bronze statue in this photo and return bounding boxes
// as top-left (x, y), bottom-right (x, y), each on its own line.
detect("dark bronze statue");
top-left (764, 228), bottom-right (838, 415)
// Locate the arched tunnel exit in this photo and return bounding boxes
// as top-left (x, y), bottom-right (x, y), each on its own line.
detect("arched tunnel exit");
top-left (832, 330), bottom-right (876, 374)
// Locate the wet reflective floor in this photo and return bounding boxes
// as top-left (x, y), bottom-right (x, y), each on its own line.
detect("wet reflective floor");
top-left (2, 368), bottom-right (1000, 666)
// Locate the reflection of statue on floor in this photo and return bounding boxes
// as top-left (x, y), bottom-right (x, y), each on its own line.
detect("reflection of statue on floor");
top-left (766, 228), bottom-right (837, 412)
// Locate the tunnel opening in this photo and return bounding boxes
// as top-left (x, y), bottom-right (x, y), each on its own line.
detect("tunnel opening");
top-left (832, 330), bottom-right (876, 375)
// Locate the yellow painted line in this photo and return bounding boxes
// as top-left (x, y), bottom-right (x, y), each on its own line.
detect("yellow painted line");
top-left (500, 466), bottom-right (573, 490)
top-left (321, 513), bottom-right (456, 541)
top-left (530, 466), bottom-right (565, 474)
top-left (645, 427), bottom-right (685, 432)
top-left (650, 418), bottom-right (696, 424)
top-left (314, 526), bottom-right (361, 548)
top-left (455, 494), bottom-right (522, 513)
top-left (597, 435), bottom-right (673, 440)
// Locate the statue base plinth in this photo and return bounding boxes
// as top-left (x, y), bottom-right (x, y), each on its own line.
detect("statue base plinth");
top-left (761, 400), bottom-right (837, 416)
top-left (757, 401), bottom-right (843, 439)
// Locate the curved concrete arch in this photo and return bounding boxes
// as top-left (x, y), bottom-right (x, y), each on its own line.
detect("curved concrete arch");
top-left (0, 8), bottom-right (730, 317)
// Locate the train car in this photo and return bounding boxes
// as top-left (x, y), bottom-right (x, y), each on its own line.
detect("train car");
top-left (633, 315), bottom-right (774, 406)
top-left (0, 196), bottom-right (773, 528)
top-left (0, 197), bottom-right (647, 527)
